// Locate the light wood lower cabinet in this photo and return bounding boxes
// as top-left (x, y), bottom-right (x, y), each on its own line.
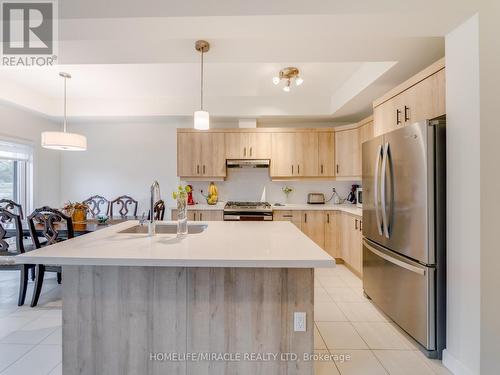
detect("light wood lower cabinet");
top-left (273, 210), bottom-right (302, 230)
top-left (338, 213), bottom-right (363, 275)
top-left (171, 209), bottom-right (223, 221)
top-left (324, 211), bottom-right (339, 258)
top-left (301, 211), bottom-right (325, 248)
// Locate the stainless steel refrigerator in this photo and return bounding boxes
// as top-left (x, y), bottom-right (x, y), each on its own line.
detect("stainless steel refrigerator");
top-left (362, 118), bottom-right (446, 359)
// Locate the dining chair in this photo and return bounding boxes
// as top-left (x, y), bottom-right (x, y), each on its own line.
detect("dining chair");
top-left (0, 208), bottom-right (35, 306)
top-left (0, 199), bottom-right (24, 220)
top-left (148, 200), bottom-right (165, 221)
top-left (27, 206), bottom-right (74, 307)
top-left (83, 195), bottom-right (110, 217)
top-left (110, 195), bottom-right (138, 217)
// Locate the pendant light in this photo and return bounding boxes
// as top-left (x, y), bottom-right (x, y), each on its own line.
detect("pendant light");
top-left (41, 72), bottom-right (87, 151)
top-left (194, 40), bottom-right (210, 130)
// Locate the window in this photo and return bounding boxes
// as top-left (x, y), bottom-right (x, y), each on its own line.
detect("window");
top-left (0, 140), bottom-right (33, 213)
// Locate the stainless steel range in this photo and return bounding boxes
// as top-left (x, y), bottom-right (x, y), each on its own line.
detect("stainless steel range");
top-left (223, 202), bottom-right (273, 221)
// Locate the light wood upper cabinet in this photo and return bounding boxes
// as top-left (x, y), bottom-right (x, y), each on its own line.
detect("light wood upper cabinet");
top-left (358, 119), bottom-right (374, 174)
top-left (373, 59), bottom-right (445, 137)
top-left (301, 211), bottom-right (325, 248)
top-left (402, 69), bottom-right (446, 126)
top-left (295, 133), bottom-right (319, 177)
top-left (324, 211), bottom-right (339, 258)
top-left (225, 132), bottom-right (271, 159)
top-left (247, 132), bottom-right (271, 159)
top-left (271, 132), bottom-right (296, 177)
top-left (318, 132), bottom-right (335, 177)
top-left (273, 210), bottom-right (302, 230)
top-left (225, 132), bottom-right (247, 159)
top-left (177, 132), bottom-right (226, 178)
top-left (335, 128), bottom-right (361, 178)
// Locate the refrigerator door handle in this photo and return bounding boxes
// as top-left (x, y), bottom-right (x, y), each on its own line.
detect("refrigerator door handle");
top-left (381, 142), bottom-right (390, 239)
top-left (363, 239), bottom-right (426, 276)
top-left (374, 144), bottom-right (383, 235)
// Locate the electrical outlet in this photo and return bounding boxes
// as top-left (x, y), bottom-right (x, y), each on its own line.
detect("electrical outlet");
top-left (332, 187), bottom-right (336, 192)
top-left (294, 312), bottom-right (306, 332)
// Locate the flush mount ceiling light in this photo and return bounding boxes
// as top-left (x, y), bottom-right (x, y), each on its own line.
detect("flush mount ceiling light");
top-left (41, 72), bottom-right (87, 151)
top-left (272, 67), bottom-right (303, 92)
top-left (194, 40), bottom-right (210, 130)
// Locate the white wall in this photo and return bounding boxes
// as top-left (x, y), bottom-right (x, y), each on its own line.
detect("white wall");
top-left (60, 119), bottom-right (359, 215)
top-left (60, 119), bottom-right (186, 214)
top-left (478, 1), bottom-right (500, 374)
top-left (0, 102), bottom-right (61, 209)
top-left (444, 14), bottom-right (481, 375)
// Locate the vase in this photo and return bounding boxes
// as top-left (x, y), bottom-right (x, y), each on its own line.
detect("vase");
top-left (72, 208), bottom-right (87, 223)
top-left (176, 195), bottom-right (188, 237)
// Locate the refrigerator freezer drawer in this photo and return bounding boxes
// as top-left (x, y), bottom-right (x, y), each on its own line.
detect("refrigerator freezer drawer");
top-left (363, 238), bottom-right (435, 350)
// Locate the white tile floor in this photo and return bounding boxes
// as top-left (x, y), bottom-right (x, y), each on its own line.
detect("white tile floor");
top-left (0, 265), bottom-right (451, 375)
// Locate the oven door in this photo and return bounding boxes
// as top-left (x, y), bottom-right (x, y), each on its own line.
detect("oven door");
top-left (223, 211), bottom-right (273, 221)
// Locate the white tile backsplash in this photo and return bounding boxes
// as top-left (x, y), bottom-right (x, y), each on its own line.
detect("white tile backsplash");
top-left (186, 168), bottom-right (359, 204)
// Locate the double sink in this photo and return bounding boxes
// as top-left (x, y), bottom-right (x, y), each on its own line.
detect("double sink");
top-left (118, 223), bottom-right (207, 235)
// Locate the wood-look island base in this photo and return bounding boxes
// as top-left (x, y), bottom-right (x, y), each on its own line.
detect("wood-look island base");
top-left (62, 266), bottom-right (314, 375)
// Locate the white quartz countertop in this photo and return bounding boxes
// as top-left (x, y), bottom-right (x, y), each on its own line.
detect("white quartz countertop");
top-left (171, 202), bottom-right (362, 216)
top-left (15, 221), bottom-right (335, 268)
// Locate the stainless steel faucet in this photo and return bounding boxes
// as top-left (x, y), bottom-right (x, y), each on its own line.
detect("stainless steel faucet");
top-left (149, 180), bottom-right (161, 236)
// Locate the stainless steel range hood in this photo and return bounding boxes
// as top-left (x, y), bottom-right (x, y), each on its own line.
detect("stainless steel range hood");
top-left (226, 159), bottom-right (270, 168)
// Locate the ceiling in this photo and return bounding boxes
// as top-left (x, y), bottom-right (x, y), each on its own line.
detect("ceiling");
top-left (0, 0), bottom-right (478, 123)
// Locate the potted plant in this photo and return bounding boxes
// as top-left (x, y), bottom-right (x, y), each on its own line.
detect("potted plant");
top-left (63, 201), bottom-right (89, 223)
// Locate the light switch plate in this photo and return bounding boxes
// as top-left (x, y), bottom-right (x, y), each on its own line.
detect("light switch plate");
top-left (294, 312), bottom-right (306, 332)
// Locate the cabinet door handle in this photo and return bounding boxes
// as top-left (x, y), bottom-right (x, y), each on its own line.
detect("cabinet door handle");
top-left (321, 164), bottom-right (324, 174)
top-left (336, 164), bottom-right (339, 174)
top-left (193, 212), bottom-right (197, 221)
top-left (283, 215), bottom-right (293, 218)
top-left (396, 109), bottom-right (401, 125)
top-left (297, 165), bottom-right (300, 174)
top-left (197, 165), bottom-right (200, 174)
top-left (200, 212), bottom-right (202, 221)
top-left (203, 165), bottom-right (206, 174)
top-left (404, 106), bottom-right (410, 122)
top-left (327, 213), bottom-right (330, 224)
top-left (243, 147), bottom-right (246, 157)
top-left (250, 147), bottom-right (252, 157)
top-left (291, 165), bottom-right (294, 175)
top-left (359, 220), bottom-right (362, 232)
top-left (304, 213), bottom-right (307, 223)
top-left (355, 219), bottom-right (358, 230)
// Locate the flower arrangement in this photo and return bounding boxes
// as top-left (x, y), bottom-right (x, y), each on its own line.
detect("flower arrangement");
top-left (282, 186), bottom-right (293, 203)
top-left (172, 185), bottom-right (192, 202)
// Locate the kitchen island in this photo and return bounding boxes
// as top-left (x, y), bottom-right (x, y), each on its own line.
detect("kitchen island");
top-left (16, 221), bottom-right (334, 375)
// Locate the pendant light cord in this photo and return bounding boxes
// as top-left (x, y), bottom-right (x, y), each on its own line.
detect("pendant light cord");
top-left (200, 49), bottom-right (204, 110)
top-left (63, 75), bottom-right (67, 133)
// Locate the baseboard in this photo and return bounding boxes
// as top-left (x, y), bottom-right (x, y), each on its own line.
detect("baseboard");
top-left (442, 349), bottom-right (477, 375)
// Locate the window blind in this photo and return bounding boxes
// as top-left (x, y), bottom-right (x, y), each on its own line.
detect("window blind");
top-left (0, 140), bottom-right (33, 161)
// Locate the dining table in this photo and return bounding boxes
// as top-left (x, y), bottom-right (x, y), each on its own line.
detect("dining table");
top-left (3, 216), bottom-right (139, 239)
